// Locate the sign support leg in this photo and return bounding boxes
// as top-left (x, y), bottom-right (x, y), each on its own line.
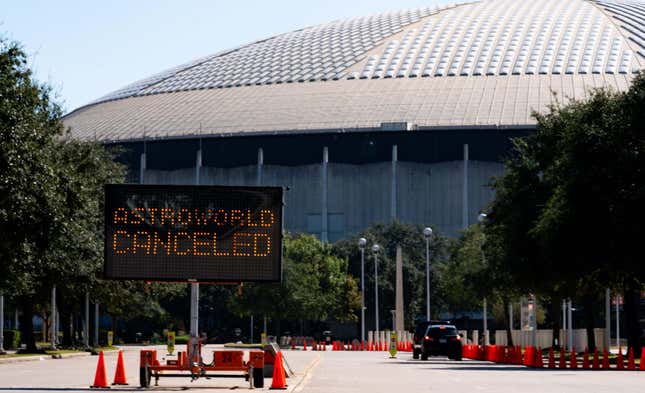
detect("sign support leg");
top-left (190, 283), bottom-right (199, 337)
top-left (189, 283), bottom-right (200, 366)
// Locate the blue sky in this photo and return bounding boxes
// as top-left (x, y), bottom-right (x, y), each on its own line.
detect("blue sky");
top-left (2, 0), bottom-right (453, 113)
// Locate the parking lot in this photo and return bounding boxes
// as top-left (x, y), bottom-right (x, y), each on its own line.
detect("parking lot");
top-left (1, 346), bottom-right (644, 392)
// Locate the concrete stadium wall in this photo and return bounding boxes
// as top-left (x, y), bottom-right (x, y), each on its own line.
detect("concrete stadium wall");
top-left (143, 159), bottom-right (503, 238)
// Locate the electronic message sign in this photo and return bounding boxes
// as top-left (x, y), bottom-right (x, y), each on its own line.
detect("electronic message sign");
top-left (104, 184), bottom-right (283, 282)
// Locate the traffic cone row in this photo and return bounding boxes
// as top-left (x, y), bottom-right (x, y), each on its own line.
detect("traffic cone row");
top-left (90, 350), bottom-right (128, 388)
top-left (582, 348), bottom-right (590, 369)
top-left (617, 348), bottom-right (625, 370)
top-left (462, 344), bottom-right (645, 371)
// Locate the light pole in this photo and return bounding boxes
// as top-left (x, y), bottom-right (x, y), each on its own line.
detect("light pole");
top-left (423, 227), bottom-right (433, 321)
top-left (372, 244), bottom-right (381, 337)
top-left (358, 237), bottom-right (367, 343)
top-left (477, 213), bottom-right (488, 345)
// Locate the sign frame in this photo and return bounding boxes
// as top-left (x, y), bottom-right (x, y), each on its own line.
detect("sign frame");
top-left (103, 184), bottom-right (284, 283)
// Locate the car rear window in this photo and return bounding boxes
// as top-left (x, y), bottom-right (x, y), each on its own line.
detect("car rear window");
top-left (426, 326), bottom-right (458, 337)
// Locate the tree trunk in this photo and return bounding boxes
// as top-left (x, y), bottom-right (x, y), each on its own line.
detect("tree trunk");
top-left (18, 297), bottom-right (37, 352)
top-left (60, 297), bottom-right (72, 347)
top-left (583, 294), bottom-right (596, 351)
top-left (551, 296), bottom-right (561, 349)
top-left (503, 297), bottom-right (514, 346)
top-left (623, 287), bottom-right (641, 350)
top-left (42, 313), bottom-right (48, 344)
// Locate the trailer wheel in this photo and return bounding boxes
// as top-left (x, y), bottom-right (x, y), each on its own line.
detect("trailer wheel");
top-left (253, 367), bottom-right (264, 388)
top-left (139, 366), bottom-right (151, 388)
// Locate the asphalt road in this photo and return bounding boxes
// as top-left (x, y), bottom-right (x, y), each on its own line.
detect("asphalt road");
top-left (0, 346), bottom-right (644, 392)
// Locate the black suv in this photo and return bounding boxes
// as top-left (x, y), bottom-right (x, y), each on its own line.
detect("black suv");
top-left (412, 320), bottom-right (451, 360)
top-left (420, 324), bottom-right (462, 361)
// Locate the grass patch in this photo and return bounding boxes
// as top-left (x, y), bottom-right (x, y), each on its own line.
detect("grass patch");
top-left (95, 346), bottom-right (119, 351)
top-left (223, 343), bottom-right (264, 349)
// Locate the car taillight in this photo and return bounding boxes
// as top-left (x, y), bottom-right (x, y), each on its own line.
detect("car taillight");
top-left (449, 336), bottom-right (461, 341)
top-left (424, 335), bottom-right (430, 341)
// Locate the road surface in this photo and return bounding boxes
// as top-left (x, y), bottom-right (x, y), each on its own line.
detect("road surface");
top-left (0, 346), bottom-right (643, 392)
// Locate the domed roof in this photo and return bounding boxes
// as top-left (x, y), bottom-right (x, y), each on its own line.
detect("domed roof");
top-left (64, 0), bottom-right (645, 142)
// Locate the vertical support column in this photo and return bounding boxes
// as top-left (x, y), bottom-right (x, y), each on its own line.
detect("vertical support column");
top-left (190, 283), bottom-right (199, 337)
top-left (195, 144), bottom-right (202, 185)
top-left (15, 309), bottom-right (19, 330)
top-left (562, 299), bottom-right (567, 349)
top-left (374, 253), bottom-right (379, 335)
top-left (257, 147), bottom-right (263, 186)
top-left (531, 295), bottom-right (537, 347)
top-left (483, 298), bottom-right (488, 345)
top-left (321, 146), bottom-right (328, 243)
top-left (509, 303), bottom-right (513, 335)
top-left (605, 288), bottom-right (610, 350)
top-left (51, 285), bottom-right (57, 349)
top-left (391, 145), bottom-right (398, 221)
top-left (394, 245), bottom-right (404, 332)
top-left (84, 292), bottom-right (90, 348)
top-left (462, 144), bottom-right (469, 229)
top-left (139, 142), bottom-right (147, 184)
top-left (0, 294), bottom-right (5, 353)
top-left (94, 303), bottom-right (99, 347)
top-left (567, 299), bottom-right (573, 351)
top-left (616, 295), bottom-right (620, 349)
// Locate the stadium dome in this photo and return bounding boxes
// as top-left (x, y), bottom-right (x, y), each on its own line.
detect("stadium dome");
top-left (64, 0), bottom-right (645, 239)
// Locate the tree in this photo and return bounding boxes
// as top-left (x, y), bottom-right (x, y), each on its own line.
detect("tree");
top-left (229, 234), bottom-right (360, 335)
top-left (485, 73), bottom-right (645, 349)
top-left (0, 38), bottom-right (127, 350)
top-left (332, 221), bottom-right (452, 329)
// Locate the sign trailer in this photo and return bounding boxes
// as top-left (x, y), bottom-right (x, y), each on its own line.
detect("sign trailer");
top-left (104, 184), bottom-right (284, 388)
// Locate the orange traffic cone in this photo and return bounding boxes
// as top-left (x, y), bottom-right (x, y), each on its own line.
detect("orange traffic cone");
top-left (602, 348), bottom-right (610, 369)
top-left (291, 340), bottom-right (296, 350)
top-left (270, 352), bottom-right (288, 390)
top-left (535, 347), bottom-right (543, 368)
top-left (547, 347), bottom-right (555, 368)
top-left (582, 348), bottom-right (590, 369)
top-left (558, 347), bottom-right (567, 369)
top-left (570, 347), bottom-right (577, 369)
top-left (112, 350), bottom-right (128, 385)
top-left (640, 347), bottom-right (645, 371)
top-left (617, 348), bottom-right (625, 370)
top-left (627, 347), bottom-right (635, 370)
top-left (90, 351), bottom-right (109, 388)
top-left (592, 348), bottom-right (600, 369)
top-left (303, 340), bottom-right (307, 351)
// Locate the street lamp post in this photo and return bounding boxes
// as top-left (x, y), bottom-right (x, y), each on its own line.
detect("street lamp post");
top-left (423, 227), bottom-right (433, 321)
top-left (358, 237), bottom-right (367, 343)
top-left (478, 213), bottom-right (488, 345)
top-left (372, 244), bottom-right (381, 337)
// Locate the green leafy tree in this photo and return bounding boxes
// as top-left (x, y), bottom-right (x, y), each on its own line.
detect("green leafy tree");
top-left (332, 221), bottom-right (452, 330)
top-left (0, 38), bottom-right (127, 350)
top-left (229, 234), bottom-right (360, 335)
top-left (485, 73), bottom-right (645, 349)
